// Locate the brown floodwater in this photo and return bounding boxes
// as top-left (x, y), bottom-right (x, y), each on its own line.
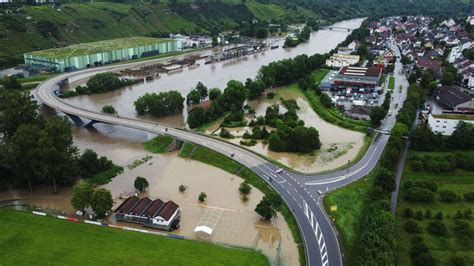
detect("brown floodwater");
top-left (62, 19), bottom-right (364, 127)
top-left (220, 87), bottom-right (365, 173)
top-left (102, 151), bottom-right (298, 265)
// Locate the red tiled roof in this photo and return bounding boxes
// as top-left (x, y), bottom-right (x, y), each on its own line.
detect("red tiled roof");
top-left (143, 199), bottom-right (165, 218)
top-left (129, 197), bottom-right (153, 216)
top-left (115, 196), bottom-right (139, 213)
top-left (157, 201), bottom-right (179, 221)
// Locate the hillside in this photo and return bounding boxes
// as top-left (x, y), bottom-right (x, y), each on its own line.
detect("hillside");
top-left (0, 0), bottom-right (469, 68)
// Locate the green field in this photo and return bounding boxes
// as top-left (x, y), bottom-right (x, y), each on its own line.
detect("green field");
top-left (323, 168), bottom-right (376, 264)
top-left (143, 135), bottom-right (174, 153)
top-left (388, 76), bottom-right (395, 92)
top-left (0, 210), bottom-right (268, 265)
top-left (30, 37), bottom-right (172, 58)
top-left (180, 143), bottom-right (304, 265)
top-left (396, 150), bottom-right (474, 266)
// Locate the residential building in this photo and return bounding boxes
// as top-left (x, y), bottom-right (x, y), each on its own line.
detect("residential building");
top-left (115, 196), bottom-right (181, 231)
top-left (325, 54), bottom-right (360, 68)
top-left (435, 86), bottom-right (472, 110)
top-left (428, 113), bottom-right (474, 135)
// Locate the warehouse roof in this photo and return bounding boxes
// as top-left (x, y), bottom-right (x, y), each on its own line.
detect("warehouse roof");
top-left (437, 86), bottom-right (472, 107)
top-left (28, 36), bottom-right (173, 58)
top-left (339, 66), bottom-right (382, 78)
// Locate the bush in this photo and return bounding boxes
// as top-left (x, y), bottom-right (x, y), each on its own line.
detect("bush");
top-left (102, 105), bottom-right (116, 114)
top-left (415, 210), bottom-right (424, 220)
top-left (439, 190), bottom-right (460, 203)
top-left (434, 211), bottom-right (443, 220)
top-left (452, 220), bottom-right (473, 242)
top-left (404, 187), bottom-right (435, 203)
top-left (410, 160), bottom-right (424, 172)
top-left (179, 185), bottom-right (187, 193)
top-left (219, 128), bottom-right (234, 139)
top-left (240, 139), bottom-right (257, 146)
top-left (463, 192), bottom-right (474, 202)
top-left (404, 220), bottom-right (422, 234)
top-left (198, 192), bottom-right (207, 203)
top-left (239, 182), bottom-right (252, 195)
top-left (403, 208), bottom-right (414, 218)
top-left (427, 220), bottom-right (447, 236)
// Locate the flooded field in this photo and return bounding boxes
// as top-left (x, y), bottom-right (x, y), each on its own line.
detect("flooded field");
top-left (216, 87), bottom-right (366, 173)
top-left (1, 124), bottom-right (299, 265)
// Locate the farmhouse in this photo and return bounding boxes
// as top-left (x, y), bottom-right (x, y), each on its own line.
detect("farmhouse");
top-left (333, 66), bottom-right (382, 89)
top-left (115, 196), bottom-right (180, 231)
top-left (24, 37), bottom-right (182, 72)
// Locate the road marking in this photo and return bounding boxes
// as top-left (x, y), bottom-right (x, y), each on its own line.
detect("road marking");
top-left (303, 200), bottom-right (328, 266)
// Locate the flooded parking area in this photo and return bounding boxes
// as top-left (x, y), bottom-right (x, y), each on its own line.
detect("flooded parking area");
top-left (215, 87), bottom-right (366, 173)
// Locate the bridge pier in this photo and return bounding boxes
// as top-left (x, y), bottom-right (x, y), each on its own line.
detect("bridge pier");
top-left (65, 113), bottom-right (84, 126)
top-left (85, 120), bottom-right (100, 128)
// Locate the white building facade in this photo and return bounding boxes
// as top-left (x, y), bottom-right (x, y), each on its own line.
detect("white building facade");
top-left (428, 114), bottom-right (474, 135)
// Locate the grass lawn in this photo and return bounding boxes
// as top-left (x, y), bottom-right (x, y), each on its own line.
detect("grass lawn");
top-left (323, 168), bottom-right (376, 265)
top-left (245, 2), bottom-right (286, 20)
top-left (143, 135), bottom-right (174, 153)
top-left (388, 76), bottom-right (395, 92)
top-left (180, 143), bottom-right (304, 265)
top-left (378, 74), bottom-right (387, 86)
top-left (18, 74), bottom-right (57, 83)
top-left (0, 210), bottom-right (268, 265)
top-left (396, 150), bottom-right (474, 266)
top-left (311, 68), bottom-right (330, 85)
top-left (86, 165), bottom-right (124, 186)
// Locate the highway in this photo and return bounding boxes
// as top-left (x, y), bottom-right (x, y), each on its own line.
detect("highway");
top-left (36, 38), bottom-right (408, 266)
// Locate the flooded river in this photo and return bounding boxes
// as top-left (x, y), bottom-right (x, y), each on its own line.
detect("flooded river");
top-left (63, 18), bottom-right (364, 123)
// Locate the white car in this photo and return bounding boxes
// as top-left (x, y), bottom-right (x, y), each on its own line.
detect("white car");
top-left (276, 168), bottom-right (284, 174)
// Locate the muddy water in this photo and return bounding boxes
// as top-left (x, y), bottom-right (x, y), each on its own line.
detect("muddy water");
top-left (103, 151), bottom-right (298, 265)
top-left (223, 87), bottom-right (365, 173)
top-left (62, 18), bottom-right (364, 126)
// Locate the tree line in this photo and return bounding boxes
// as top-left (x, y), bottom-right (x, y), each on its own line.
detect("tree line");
top-left (0, 87), bottom-right (121, 193)
top-left (62, 72), bottom-right (138, 98)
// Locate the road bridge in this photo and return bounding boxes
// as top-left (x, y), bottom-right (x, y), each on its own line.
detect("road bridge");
top-left (36, 41), bottom-right (408, 266)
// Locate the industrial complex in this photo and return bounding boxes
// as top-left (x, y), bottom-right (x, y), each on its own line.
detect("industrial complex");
top-left (23, 37), bottom-right (182, 72)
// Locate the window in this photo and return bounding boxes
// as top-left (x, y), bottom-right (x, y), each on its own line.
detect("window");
top-left (443, 126), bottom-right (446, 128)
top-left (444, 121), bottom-right (447, 123)
top-left (436, 120), bottom-right (440, 122)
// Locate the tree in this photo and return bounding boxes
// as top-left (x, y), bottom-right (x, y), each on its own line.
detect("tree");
top-left (179, 184), bottom-right (187, 193)
top-left (91, 188), bottom-right (113, 218)
top-left (71, 182), bottom-right (94, 211)
top-left (255, 195), bottom-right (277, 220)
top-left (195, 82), bottom-right (208, 99)
top-left (427, 220), bottom-right (447, 236)
top-left (86, 72), bottom-right (123, 93)
top-left (187, 107), bottom-right (207, 129)
top-left (222, 80), bottom-right (248, 109)
top-left (5, 124), bottom-right (42, 191)
top-left (1, 90), bottom-right (39, 138)
top-left (450, 254), bottom-right (467, 266)
top-left (391, 122), bottom-right (409, 138)
top-left (375, 168), bottom-right (396, 192)
top-left (404, 220), bottom-right (422, 234)
top-left (408, 73), bottom-right (417, 84)
top-left (439, 190), bottom-right (460, 203)
top-left (134, 91), bottom-right (184, 117)
top-left (38, 117), bottom-right (79, 192)
top-left (134, 176), bottom-right (149, 192)
top-left (186, 89), bottom-right (201, 106)
top-left (212, 36), bottom-right (218, 47)
top-left (450, 122), bottom-right (474, 150)
top-left (370, 106), bottom-right (386, 127)
top-left (198, 192), bottom-right (207, 203)
top-left (464, 192), bottom-right (474, 202)
top-left (239, 182), bottom-right (252, 195)
top-left (209, 88), bottom-right (222, 100)
top-left (319, 93), bottom-right (333, 108)
top-left (245, 78), bottom-right (264, 100)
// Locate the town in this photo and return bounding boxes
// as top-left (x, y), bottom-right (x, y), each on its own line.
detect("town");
top-left (0, 1), bottom-right (473, 266)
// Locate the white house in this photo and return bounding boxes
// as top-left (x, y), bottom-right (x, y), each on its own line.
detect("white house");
top-left (428, 113), bottom-right (474, 135)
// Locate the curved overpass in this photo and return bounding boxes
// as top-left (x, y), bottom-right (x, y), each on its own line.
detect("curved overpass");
top-left (36, 39), bottom-right (407, 266)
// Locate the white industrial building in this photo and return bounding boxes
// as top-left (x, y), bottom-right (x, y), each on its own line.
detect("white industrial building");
top-left (325, 54), bottom-right (360, 68)
top-left (428, 113), bottom-right (474, 135)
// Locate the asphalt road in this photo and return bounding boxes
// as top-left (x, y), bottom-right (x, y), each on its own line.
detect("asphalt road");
top-left (36, 39), bottom-right (408, 266)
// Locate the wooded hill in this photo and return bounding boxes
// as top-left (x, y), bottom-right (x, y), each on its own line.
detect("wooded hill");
top-left (0, 0), bottom-right (469, 68)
